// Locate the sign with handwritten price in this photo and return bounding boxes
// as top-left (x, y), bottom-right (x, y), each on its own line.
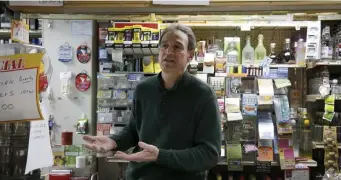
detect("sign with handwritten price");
top-left (0, 53), bottom-right (43, 122)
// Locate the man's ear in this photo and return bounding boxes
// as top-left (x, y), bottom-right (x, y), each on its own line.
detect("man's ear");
top-left (187, 50), bottom-right (195, 63)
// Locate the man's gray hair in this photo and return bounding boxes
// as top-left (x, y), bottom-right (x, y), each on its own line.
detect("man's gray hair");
top-left (160, 24), bottom-right (196, 51)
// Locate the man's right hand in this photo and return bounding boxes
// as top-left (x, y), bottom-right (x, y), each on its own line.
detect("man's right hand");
top-left (83, 135), bottom-right (117, 153)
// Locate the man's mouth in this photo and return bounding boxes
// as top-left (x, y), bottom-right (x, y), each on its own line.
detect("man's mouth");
top-left (163, 59), bottom-right (175, 63)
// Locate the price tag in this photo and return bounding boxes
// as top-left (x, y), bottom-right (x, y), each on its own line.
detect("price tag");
top-left (240, 24), bottom-right (251, 31)
top-left (256, 161), bottom-right (271, 173)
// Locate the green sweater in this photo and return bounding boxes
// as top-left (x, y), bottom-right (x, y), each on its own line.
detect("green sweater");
top-left (110, 71), bottom-right (221, 180)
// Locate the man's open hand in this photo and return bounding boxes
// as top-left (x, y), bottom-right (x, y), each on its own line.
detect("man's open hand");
top-left (82, 135), bottom-right (117, 153)
top-left (114, 141), bottom-right (159, 162)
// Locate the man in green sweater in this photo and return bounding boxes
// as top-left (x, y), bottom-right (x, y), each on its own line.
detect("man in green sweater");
top-left (83, 24), bottom-right (221, 180)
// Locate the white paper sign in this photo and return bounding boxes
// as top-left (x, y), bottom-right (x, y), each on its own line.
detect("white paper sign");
top-left (258, 79), bottom-right (274, 105)
top-left (153, 0), bottom-right (209, 5)
top-left (58, 43), bottom-right (73, 62)
top-left (25, 102), bottom-right (53, 174)
top-left (0, 68), bottom-right (42, 121)
top-left (71, 20), bottom-right (92, 36)
top-left (258, 123), bottom-right (275, 139)
top-left (11, 20), bottom-right (29, 44)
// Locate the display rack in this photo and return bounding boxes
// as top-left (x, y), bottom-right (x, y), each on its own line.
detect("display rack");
top-left (93, 18), bottom-right (329, 179)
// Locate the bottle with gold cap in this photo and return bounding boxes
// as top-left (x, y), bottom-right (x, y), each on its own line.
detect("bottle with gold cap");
top-left (216, 173), bottom-right (222, 180)
top-left (299, 108), bottom-right (312, 159)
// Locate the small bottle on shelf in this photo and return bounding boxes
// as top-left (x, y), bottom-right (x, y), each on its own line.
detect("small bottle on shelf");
top-left (295, 38), bottom-right (306, 66)
top-left (254, 34), bottom-right (267, 65)
top-left (279, 38), bottom-right (295, 64)
top-left (268, 43), bottom-right (278, 64)
top-left (242, 35), bottom-right (254, 65)
top-left (299, 108), bottom-right (312, 159)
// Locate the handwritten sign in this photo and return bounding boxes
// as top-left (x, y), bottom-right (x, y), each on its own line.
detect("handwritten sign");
top-left (0, 53), bottom-right (43, 122)
top-left (11, 20), bottom-right (29, 44)
top-left (25, 102), bottom-right (53, 174)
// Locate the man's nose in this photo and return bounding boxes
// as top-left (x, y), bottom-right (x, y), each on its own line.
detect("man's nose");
top-left (164, 47), bottom-right (176, 54)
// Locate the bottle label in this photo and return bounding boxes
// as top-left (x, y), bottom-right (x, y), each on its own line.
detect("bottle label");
top-left (243, 52), bottom-right (252, 63)
top-left (227, 54), bottom-right (238, 64)
top-left (256, 52), bottom-right (265, 61)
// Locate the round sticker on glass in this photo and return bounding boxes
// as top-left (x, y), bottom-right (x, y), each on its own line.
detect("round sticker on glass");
top-left (76, 45), bottom-right (91, 64)
top-left (75, 73), bottom-right (91, 92)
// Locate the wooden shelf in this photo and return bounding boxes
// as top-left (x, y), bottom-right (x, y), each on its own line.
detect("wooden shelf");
top-left (9, 1), bottom-right (341, 16)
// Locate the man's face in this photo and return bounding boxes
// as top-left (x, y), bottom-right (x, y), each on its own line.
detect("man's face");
top-left (159, 30), bottom-right (193, 73)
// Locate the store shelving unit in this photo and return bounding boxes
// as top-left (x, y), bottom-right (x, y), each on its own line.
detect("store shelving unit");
top-left (4, 0), bottom-right (341, 179)
top-left (94, 17), bottom-right (326, 179)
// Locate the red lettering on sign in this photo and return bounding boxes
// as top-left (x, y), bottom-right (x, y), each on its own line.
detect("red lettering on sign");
top-left (0, 58), bottom-right (25, 72)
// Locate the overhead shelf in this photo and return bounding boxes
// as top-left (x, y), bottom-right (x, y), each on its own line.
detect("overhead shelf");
top-left (307, 60), bottom-right (341, 69)
top-left (313, 141), bottom-right (341, 149)
top-left (10, 1), bottom-right (341, 16)
top-left (0, 29), bottom-right (42, 36)
top-left (180, 21), bottom-right (310, 28)
top-left (306, 94), bottom-right (341, 102)
top-left (106, 158), bottom-right (317, 167)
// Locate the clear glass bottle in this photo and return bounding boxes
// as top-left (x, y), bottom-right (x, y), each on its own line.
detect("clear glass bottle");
top-left (321, 66), bottom-right (330, 85)
top-left (0, 13), bottom-right (11, 29)
top-left (269, 43), bottom-right (278, 64)
top-left (299, 108), bottom-right (312, 159)
top-left (254, 34), bottom-right (267, 65)
top-left (279, 38), bottom-right (295, 64)
top-left (295, 38), bottom-right (306, 66)
top-left (226, 41), bottom-right (239, 65)
top-left (290, 108), bottom-right (300, 157)
top-left (321, 25), bottom-right (333, 60)
top-left (331, 79), bottom-right (339, 95)
top-left (242, 36), bottom-right (254, 65)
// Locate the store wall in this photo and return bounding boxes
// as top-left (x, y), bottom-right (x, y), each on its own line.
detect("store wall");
top-left (41, 19), bottom-right (97, 146)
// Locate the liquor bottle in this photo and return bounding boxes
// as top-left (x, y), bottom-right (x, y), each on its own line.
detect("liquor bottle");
top-left (321, 66), bottom-right (330, 85)
top-left (249, 174), bottom-right (256, 180)
top-left (295, 38), bottom-right (306, 66)
top-left (226, 41), bottom-right (239, 65)
top-left (290, 108), bottom-right (300, 157)
top-left (321, 25), bottom-right (333, 60)
top-left (299, 108), bottom-right (312, 159)
top-left (279, 38), bottom-right (295, 64)
top-left (216, 173), bottom-right (222, 180)
top-left (334, 24), bottom-right (341, 60)
top-left (242, 36), bottom-right (254, 65)
top-left (254, 34), bottom-right (266, 65)
top-left (268, 43), bottom-right (278, 64)
top-left (0, 13), bottom-right (11, 29)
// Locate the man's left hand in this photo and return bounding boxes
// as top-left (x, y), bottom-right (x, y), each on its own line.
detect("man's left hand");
top-left (114, 141), bottom-right (159, 162)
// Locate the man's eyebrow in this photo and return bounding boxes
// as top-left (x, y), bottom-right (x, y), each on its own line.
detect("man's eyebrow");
top-left (160, 40), bottom-right (167, 44)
